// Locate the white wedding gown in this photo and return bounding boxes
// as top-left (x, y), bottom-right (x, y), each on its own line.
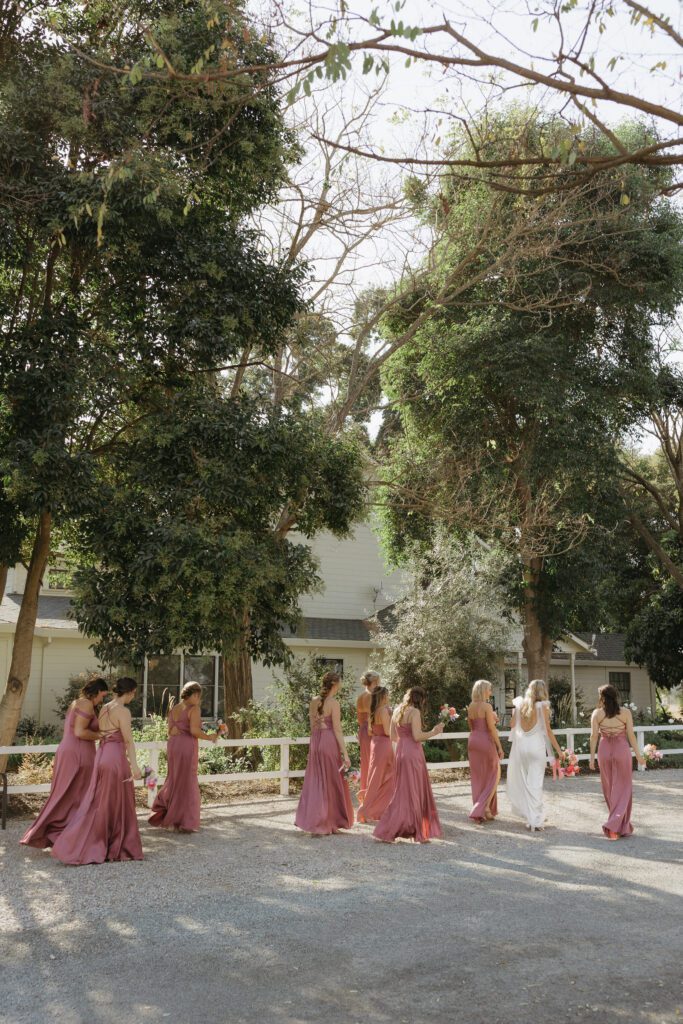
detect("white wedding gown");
top-left (506, 698), bottom-right (552, 828)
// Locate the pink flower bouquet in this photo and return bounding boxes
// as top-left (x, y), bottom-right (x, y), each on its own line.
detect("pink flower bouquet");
top-left (439, 704), bottom-right (460, 725)
top-left (339, 764), bottom-right (361, 785)
top-left (554, 749), bottom-right (580, 779)
top-left (643, 743), bottom-right (663, 768)
top-left (141, 765), bottom-right (158, 790)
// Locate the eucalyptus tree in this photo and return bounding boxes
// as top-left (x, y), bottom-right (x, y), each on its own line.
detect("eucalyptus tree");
top-left (378, 115), bottom-right (683, 680)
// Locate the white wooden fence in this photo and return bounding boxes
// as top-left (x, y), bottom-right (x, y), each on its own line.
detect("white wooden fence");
top-left (2, 725), bottom-right (682, 813)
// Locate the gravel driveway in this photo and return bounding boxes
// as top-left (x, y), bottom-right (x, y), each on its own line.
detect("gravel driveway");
top-left (1, 771), bottom-right (682, 1024)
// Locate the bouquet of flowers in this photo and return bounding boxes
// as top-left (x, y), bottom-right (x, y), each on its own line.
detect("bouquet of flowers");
top-left (439, 704), bottom-right (460, 725)
top-left (141, 765), bottom-right (158, 790)
top-left (553, 748), bottom-right (580, 779)
top-left (339, 764), bottom-right (361, 785)
top-left (643, 743), bottom-right (663, 768)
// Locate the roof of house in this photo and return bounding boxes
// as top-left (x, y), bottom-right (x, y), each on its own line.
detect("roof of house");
top-left (0, 593), bottom-right (79, 631)
top-left (572, 632), bottom-right (626, 662)
top-left (0, 594), bottom-right (375, 644)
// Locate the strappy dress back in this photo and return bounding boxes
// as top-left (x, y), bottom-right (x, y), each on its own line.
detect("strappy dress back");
top-left (149, 702), bottom-right (202, 832)
top-left (597, 712), bottom-right (634, 837)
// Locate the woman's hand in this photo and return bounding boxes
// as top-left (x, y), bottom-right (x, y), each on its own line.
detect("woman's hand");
top-left (589, 759), bottom-right (596, 771)
top-left (637, 754), bottom-right (646, 767)
top-left (132, 769), bottom-right (142, 781)
top-left (497, 748), bottom-right (504, 760)
top-left (342, 754), bottom-right (351, 770)
top-left (432, 723), bottom-right (444, 737)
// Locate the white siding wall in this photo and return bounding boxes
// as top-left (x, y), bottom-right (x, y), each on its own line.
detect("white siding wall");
top-left (252, 645), bottom-right (381, 705)
top-left (573, 663), bottom-right (655, 713)
top-left (295, 521), bottom-right (409, 620)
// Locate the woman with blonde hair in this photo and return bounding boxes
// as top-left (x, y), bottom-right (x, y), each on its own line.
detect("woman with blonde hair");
top-left (357, 670), bottom-right (380, 803)
top-left (358, 686), bottom-right (395, 823)
top-left (467, 679), bottom-right (504, 824)
top-left (295, 671), bottom-right (354, 834)
top-left (373, 686), bottom-right (443, 844)
top-left (506, 679), bottom-right (562, 832)
top-left (589, 684), bottom-right (645, 839)
top-left (149, 681), bottom-right (219, 834)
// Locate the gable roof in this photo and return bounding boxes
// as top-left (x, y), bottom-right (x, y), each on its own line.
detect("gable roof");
top-left (0, 593), bottom-right (79, 631)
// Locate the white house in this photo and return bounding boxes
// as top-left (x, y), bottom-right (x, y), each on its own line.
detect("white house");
top-left (0, 520), bottom-right (655, 725)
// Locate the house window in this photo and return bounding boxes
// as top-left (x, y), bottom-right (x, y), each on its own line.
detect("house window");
top-left (315, 658), bottom-right (344, 677)
top-left (146, 655), bottom-right (181, 717)
top-left (609, 671), bottom-right (631, 703)
top-left (184, 655), bottom-right (217, 717)
top-left (45, 559), bottom-right (72, 591)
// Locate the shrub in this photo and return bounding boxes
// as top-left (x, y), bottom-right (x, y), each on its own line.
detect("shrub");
top-left (237, 656), bottom-right (359, 772)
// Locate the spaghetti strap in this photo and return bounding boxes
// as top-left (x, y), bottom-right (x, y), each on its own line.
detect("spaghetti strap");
top-left (73, 707), bottom-right (92, 720)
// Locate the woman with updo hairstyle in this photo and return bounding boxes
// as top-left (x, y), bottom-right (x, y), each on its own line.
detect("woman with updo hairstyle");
top-left (506, 679), bottom-right (562, 832)
top-left (373, 686), bottom-right (444, 843)
top-left (295, 670), bottom-right (354, 834)
top-left (149, 681), bottom-right (218, 833)
top-left (357, 670), bottom-right (380, 803)
top-left (357, 686), bottom-right (395, 824)
top-left (589, 684), bottom-right (645, 840)
top-left (467, 679), bottom-right (504, 824)
top-left (52, 677), bottom-right (143, 864)
top-left (21, 676), bottom-right (109, 850)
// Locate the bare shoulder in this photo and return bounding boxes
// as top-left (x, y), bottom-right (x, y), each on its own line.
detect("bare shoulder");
top-left (591, 707), bottom-right (603, 721)
top-left (622, 707), bottom-right (634, 722)
top-left (75, 697), bottom-right (92, 711)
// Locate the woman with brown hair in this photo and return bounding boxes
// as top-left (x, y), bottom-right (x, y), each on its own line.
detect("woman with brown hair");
top-left (21, 676), bottom-right (109, 850)
top-left (357, 670), bottom-right (380, 803)
top-left (295, 670), bottom-right (354, 835)
top-left (52, 677), bottom-right (143, 864)
top-left (589, 684), bottom-right (645, 840)
top-left (149, 681), bottom-right (219, 834)
top-left (358, 686), bottom-right (395, 823)
top-left (373, 686), bottom-right (443, 844)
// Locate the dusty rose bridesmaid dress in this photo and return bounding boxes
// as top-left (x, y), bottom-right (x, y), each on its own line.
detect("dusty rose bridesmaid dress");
top-left (468, 719), bottom-right (499, 822)
top-left (51, 707), bottom-right (143, 865)
top-left (598, 725), bottom-right (634, 837)
top-left (358, 720), bottom-right (395, 823)
top-left (148, 705), bottom-right (200, 832)
top-left (357, 709), bottom-right (371, 803)
top-left (20, 705), bottom-right (99, 849)
top-left (295, 714), bottom-right (354, 834)
top-left (373, 724), bottom-right (442, 843)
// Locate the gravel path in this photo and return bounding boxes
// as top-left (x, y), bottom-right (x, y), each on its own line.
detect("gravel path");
top-left (1, 771), bottom-right (682, 1024)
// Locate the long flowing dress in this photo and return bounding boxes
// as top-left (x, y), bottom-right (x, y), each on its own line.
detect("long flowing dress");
top-left (373, 724), bottom-right (442, 843)
top-left (51, 707), bottom-right (143, 865)
top-left (597, 721), bottom-right (634, 837)
top-left (357, 709), bottom-right (371, 804)
top-left (468, 717), bottom-right (499, 822)
top-left (506, 698), bottom-right (551, 829)
top-left (358, 719), bottom-right (395, 823)
top-left (20, 705), bottom-right (99, 849)
top-left (148, 705), bottom-right (200, 832)
top-left (295, 714), bottom-right (354, 834)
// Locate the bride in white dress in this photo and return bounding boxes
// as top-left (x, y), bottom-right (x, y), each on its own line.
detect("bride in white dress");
top-left (506, 679), bottom-right (563, 831)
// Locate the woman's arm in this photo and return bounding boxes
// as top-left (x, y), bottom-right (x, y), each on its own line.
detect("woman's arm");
top-left (188, 705), bottom-right (217, 742)
top-left (589, 709), bottom-right (601, 769)
top-left (485, 705), bottom-right (504, 759)
top-left (409, 708), bottom-right (444, 743)
top-left (542, 705), bottom-right (563, 758)
top-left (624, 710), bottom-right (646, 766)
top-left (331, 701), bottom-right (350, 767)
top-left (72, 701), bottom-right (100, 741)
top-left (118, 707), bottom-right (141, 779)
top-left (390, 713), bottom-right (398, 744)
top-left (379, 706), bottom-right (391, 737)
top-left (308, 699), bottom-right (318, 733)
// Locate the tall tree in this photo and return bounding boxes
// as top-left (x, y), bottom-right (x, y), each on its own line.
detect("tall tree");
top-left (378, 115), bottom-right (683, 680)
top-left (0, 0), bottom-right (301, 755)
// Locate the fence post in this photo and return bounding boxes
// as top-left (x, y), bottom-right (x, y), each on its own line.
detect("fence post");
top-left (147, 747), bottom-right (160, 809)
top-left (280, 742), bottom-right (290, 797)
top-left (1, 772), bottom-right (7, 831)
top-left (567, 730), bottom-right (575, 754)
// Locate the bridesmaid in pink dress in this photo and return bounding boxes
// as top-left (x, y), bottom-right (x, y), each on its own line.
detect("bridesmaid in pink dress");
top-left (358, 686), bottom-right (395, 823)
top-left (467, 679), bottom-right (504, 824)
top-left (51, 677), bottom-right (143, 865)
top-left (21, 677), bottom-right (109, 849)
top-left (357, 670), bottom-right (380, 804)
top-left (295, 671), bottom-right (354, 834)
top-left (374, 686), bottom-right (444, 844)
top-left (589, 684), bottom-right (645, 840)
top-left (149, 681), bottom-right (218, 833)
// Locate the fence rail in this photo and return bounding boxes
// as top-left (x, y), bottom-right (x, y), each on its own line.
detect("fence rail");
top-left (2, 725), bottom-right (681, 818)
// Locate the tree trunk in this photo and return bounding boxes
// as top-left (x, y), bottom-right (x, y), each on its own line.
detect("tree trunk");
top-left (0, 564), bottom-right (7, 606)
top-left (222, 611), bottom-right (253, 740)
top-left (521, 555), bottom-right (553, 683)
top-left (0, 509), bottom-right (51, 768)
